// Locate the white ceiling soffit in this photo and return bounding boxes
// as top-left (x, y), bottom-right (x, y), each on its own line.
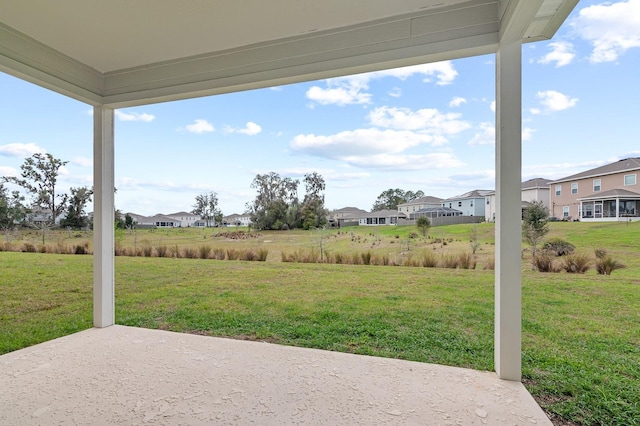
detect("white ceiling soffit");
top-left (0, 0), bottom-right (578, 107)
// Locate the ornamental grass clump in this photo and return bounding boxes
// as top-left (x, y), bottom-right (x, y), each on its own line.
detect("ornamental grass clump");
top-left (532, 252), bottom-right (561, 273)
top-left (562, 253), bottom-right (591, 274)
top-left (594, 248), bottom-right (626, 275)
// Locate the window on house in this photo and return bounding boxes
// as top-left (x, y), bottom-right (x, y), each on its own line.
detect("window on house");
top-left (449, 203), bottom-right (452, 208)
top-left (571, 183), bottom-right (578, 194)
top-left (555, 185), bottom-right (561, 196)
top-left (563, 206), bottom-right (569, 218)
top-left (470, 202), bottom-right (473, 207)
top-left (624, 174), bottom-right (637, 186)
top-left (458, 201), bottom-right (462, 207)
top-left (593, 179), bottom-right (601, 192)
top-left (486, 199), bottom-right (490, 205)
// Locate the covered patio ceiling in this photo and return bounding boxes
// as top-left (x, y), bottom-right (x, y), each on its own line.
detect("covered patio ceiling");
top-left (1, 0), bottom-right (576, 107)
top-left (0, 0), bottom-right (578, 383)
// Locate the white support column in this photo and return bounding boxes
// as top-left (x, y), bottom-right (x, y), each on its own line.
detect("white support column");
top-left (495, 39), bottom-right (522, 381)
top-left (93, 106), bottom-right (115, 328)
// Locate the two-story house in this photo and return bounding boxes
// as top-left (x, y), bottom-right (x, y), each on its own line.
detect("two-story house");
top-left (549, 158), bottom-right (640, 221)
top-left (397, 196), bottom-right (443, 215)
top-left (484, 178), bottom-right (551, 222)
top-left (443, 190), bottom-right (492, 217)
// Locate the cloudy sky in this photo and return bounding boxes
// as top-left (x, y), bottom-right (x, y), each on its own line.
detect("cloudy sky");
top-left (1, 0), bottom-right (639, 216)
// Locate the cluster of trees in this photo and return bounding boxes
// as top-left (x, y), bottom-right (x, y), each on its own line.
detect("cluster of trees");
top-left (372, 188), bottom-right (425, 211)
top-left (1, 153), bottom-right (93, 230)
top-left (247, 172), bottom-right (328, 230)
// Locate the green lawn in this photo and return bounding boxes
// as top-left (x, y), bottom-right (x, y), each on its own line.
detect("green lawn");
top-left (1, 222), bottom-right (639, 425)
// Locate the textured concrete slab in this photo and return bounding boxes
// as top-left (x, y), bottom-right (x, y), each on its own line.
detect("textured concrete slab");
top-left (0, 325), bottom-right (551, 425)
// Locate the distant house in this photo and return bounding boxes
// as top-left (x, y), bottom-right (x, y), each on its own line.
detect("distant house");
top-left (127, 213), bottom-right (181, 228)
top-left (166, 211), bottom-right (200, 227)
top-left (549, 158), bottom-right (640, 221)
top-left (410, 207), bottom-right (462, 220)
top-left (443, 190), bottom-right (492, 217)
top-left (397, 196), bottom-right (443, 215)
top-left (327, 207), bottom-right (367, 227)
top-left (484, 178), bottom-right (551, 222)
top-left (222, 213), bottom-right (252, 227)
top-left (358, 209), bottom-right (406, 226)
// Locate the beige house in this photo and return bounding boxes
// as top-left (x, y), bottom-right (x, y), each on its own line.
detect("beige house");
top-left (484, 178), bottom-right (551, 222)
top-left (167, 211), bottom-right (200, 227)
top-left (549, 158), bottom-right (640, 221)
top-left (397, 196), bottom-right (443, 215)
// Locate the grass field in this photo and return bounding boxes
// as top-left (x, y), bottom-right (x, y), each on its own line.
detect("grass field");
top-left (1, 222), bottom-right (639, 425)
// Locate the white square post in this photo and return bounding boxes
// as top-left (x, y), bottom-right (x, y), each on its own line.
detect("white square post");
top-left (495, 38), bottom-right (523, 381)
top-left (93, 106), bottom-right (115, 328)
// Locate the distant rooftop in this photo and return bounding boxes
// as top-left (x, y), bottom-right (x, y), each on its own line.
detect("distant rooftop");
top-left (551, 158), bottom-right (640, 183)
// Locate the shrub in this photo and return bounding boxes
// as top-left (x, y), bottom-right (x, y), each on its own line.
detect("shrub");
top-left (155, 245), bottom-right (168, 257)
top-left (169, 245), bottom-right (180, 258)
top-left (594, 249), bottom-right (626, 275)
top-left (361, 251), bottom-right (372, 265)
top-left (483, 256), bottom-right (495, 270)
top-left (256, 248), bottom-right (269, 261)
top-left (211, 248), bottom-right (226, 260)
top-left (421, 252), bottom-right (438, 268)
top-left (141, 245), bottom-right (153, 257)
top-left (240, 250), bottom-right (257, 261)
top-left (22, 243), bottom-right (36, 253)
top-left (562, 253), bottom-right (591, 273)
top-left (543, 238), bottom-right (575, 256)
top-left (440, 253), bottom-right (459, 269)
top-left (532, 252), bottom-right (561, 272)
top-left (457, 252), bottom-right (476, 270)
top-left (198, 245), bottom-right (212, 259)
top-left (226, 248), bottom-right (241, 260)
top-left (38, 244), bottom-right (48, 253)
top-left (74, 244), bottom-right (87, 255)
top-left (182, 247), bottom-right (198, 259)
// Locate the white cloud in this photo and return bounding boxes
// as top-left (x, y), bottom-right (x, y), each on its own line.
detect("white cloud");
top-left (236, 122), bottom-right (262, 136)
top-left (490, 100), bottom-right (496, 113)
top-left (537, 41), bottom-right (576, 67)
top-left (185, 119), bottom-right (215, 134)
top-left (368, 107), bottom-right (470, 142)
top-left (290, 127), bottom-right (464, 171)
top-left (571, 0), bottom-right (640, 63)
top-left (115, 110), bottom-right (155, 122)
top-left (388, 87), bottom-right (402, 98)
top-left (343, 153), bottom-right (464, 171)
top-left (449, 97), bottom-right (467, 107)
top-left (468, 122), bottom-right (495, 146)
top-left (306, 61), bottom-right (458, 106)
top-left (532, 90), bottom-right (578, 114)
top-left (522, 127), bottom-right (535, 141)
top-left (306, 82), bottom-right (372, 106)
top-left (0, 142), bottom-right (45, 158)
top-left (72, 156), bottom-right (92, 167)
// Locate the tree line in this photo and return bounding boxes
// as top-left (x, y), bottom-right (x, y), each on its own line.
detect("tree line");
top-left (2, 152), bottom-right (430, 232)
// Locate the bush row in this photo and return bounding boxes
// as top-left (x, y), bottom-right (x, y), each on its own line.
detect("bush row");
top-left (533, 248), bottom-right (625, 275)
top-left (281, 248), bottom-right (493, 270)
top-left (115, 245), bottom-right (268, 261)
top-left (0, 241), bottom-right (91, 255)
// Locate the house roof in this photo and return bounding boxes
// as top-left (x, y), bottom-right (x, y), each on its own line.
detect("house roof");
top-left (0, 1), bottom-right (578, 108)
top-left (550, 158), bottom-right (640, 184)
top-left (415, 207), bottom-right (462, 214)
top-left (167, 211), bottom-right (198, 217)
top-left (446, 189), bottom-right (494, 201)
top-left (332, 207), bottom-right (367, 214)
top-left (577, 188), bottom-right (640, 201)
top-left (521, 178), bottom-right (552, 189)
top-left (398, 196), bottom-right (444, 207)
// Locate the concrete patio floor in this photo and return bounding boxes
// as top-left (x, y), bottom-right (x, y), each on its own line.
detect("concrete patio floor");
top-left (0, 325), bottom-right (551, 425)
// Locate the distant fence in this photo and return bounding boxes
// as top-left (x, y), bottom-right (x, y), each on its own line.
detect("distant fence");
top-left (398, 216), bottom-right (484, 227)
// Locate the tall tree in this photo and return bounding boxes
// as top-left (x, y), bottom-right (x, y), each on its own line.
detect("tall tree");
top-left (248, 172), bottom-right (299, 230)
top-left (192, 191), bottom-right (222, 227)
top-left (2, 153), bottom-right (68, 225)
top-left (372, 188), bottom-right (424, 211)
top-left (60, 186), bottom-right (93, 229)
top-left (0, 182), bottom-right (29, 229)
top-left (300, 172), bottom-right (328, 230)
top-left (522, 200), bottom-right (550, 257)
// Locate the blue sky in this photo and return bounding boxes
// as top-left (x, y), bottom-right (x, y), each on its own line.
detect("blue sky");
top-left (1, 0), bottom-right (639, 217)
